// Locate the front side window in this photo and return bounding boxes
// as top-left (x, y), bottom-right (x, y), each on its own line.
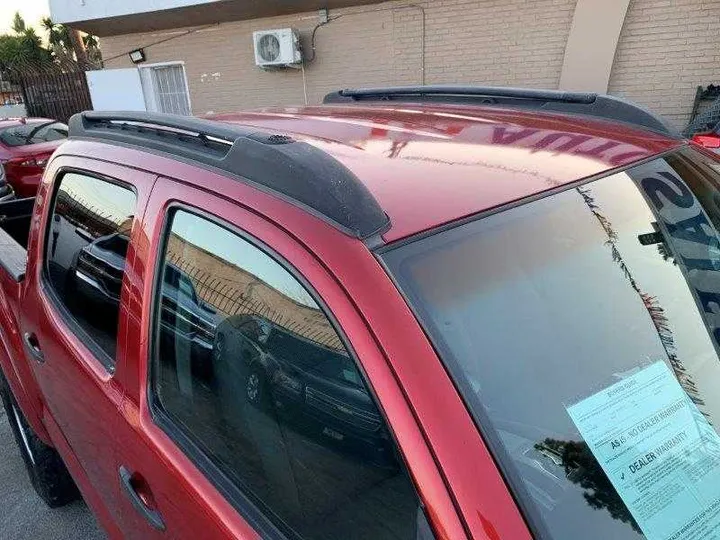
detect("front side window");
top-left (45, 172), bottom-right (136, 363)
top-left (383, 147), bottom-right (720, 540)
top-left (153, 209), bottom-right (421, 539)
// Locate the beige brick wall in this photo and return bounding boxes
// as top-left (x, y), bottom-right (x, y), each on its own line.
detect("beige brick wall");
top-left (609, 0), bottom-right (720, 130)
top-left (99, 0), bottom-right (575, 114)
top-left (421, 0), bottom-right (575, 87)
top-left (99, 0), bottom-right (718, 130)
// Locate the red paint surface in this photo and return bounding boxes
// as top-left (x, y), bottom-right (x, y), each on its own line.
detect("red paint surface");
top-left (692, 133), bottom-right (720, 149)
top-left (210, 104), bottom-right (681, 240)
top-left (0, 104), bottom-right (686, 538)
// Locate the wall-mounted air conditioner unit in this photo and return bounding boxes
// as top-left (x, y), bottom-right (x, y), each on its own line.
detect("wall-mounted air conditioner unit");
top-left (253, 28), bottom-right (302, 68)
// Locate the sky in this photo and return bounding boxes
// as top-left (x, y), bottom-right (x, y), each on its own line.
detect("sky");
top-left (0, 0), bottom-right (51, 35)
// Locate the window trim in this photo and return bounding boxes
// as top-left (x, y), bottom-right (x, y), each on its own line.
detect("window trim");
top-left (40, 166), bottom-right (138, 373)
top-left (147, 202), bottom-right (423, 540)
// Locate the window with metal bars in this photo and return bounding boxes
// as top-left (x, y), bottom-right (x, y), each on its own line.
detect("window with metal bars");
top-left (147, 64), bottom-right (191, 116)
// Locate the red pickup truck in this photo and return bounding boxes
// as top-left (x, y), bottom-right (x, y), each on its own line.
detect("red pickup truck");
top-left (2, 87), bottom-right (720, 540)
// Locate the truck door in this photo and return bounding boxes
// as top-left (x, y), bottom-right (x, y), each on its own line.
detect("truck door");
top-left (111, 176), bottom-right (428, 539)
top-left (21, 155), bottom-right (155, 529)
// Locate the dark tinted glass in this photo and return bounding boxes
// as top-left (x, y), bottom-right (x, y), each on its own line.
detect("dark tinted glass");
top-left (0, 121), bottom-right (68, 146)
top-left (45, 172), bottom-right (136, 363)
top-left (383, 148), bottom-right (720, 540)
top-left (154, 210), bottom-right (421, 540)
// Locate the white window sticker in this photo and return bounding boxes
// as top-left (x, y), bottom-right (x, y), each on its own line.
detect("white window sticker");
top-left (567, 361), bottom-right (720, 540)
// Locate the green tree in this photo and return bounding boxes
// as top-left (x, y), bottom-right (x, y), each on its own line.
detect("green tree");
top-left (11, 12), bottom-right (26, 34)
top-left (39, 17), bottom-right (100, 66)
top-left (41, 16), bottom-right (71, 51)
top-left (0, 12), bottom-right (101, 71)
top-left (82, 34), bottom-right (102, 65)
top-left (0, 13), bottom-right (49, 69)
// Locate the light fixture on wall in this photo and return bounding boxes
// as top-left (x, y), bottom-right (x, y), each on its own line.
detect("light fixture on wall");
top-left (128, 48), bottom-right (146, 64)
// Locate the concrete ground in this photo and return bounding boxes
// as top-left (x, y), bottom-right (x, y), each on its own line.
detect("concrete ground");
top-left (0, 407), bottom-right (106, 540)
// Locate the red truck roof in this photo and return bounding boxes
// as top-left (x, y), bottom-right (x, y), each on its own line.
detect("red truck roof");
top-left (211, 104), bottom-right (682, 241)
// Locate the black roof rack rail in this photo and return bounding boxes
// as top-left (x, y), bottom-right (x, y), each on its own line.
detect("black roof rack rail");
top-left (68, 111), bottom-right (389, 239)
top-left (323, 85), bottom-right (676, 137)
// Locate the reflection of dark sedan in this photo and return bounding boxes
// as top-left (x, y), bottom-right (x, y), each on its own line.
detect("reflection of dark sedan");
top-left (70, 232), bottom-right (218, 378)
top-left (71, 232), bottom-right (128, 307)
top-left (214, 314), bottom-right (392, 458)
top-left (157, 264), bottom-right (219, 381)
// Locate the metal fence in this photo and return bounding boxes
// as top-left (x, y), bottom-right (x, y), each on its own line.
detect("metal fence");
top-left (3, 57), bottom-right (96, 122)
top-left (55, 192), bottom-right (125, 238)
top-left (165, 253), bottom-right (345, 352)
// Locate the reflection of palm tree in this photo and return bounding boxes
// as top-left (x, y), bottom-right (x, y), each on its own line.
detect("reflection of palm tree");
top-left (386, 140), bottom-right (408, 159)
top-left (576, 186), bottom-right (708, 415)
top-left (535, 438), bottom-right (641, 533)
top-left (657, 242), bottom-right (677, 265)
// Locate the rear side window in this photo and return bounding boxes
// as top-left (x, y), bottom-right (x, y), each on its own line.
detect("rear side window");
top-left (45, 172), bottom-right (136, 364)
top-left (0, 121), bottom-right (68, 147)
top-left (383, 147), bottom-right (720, 540)
top-left (152, 209), bottom-right (422, 540)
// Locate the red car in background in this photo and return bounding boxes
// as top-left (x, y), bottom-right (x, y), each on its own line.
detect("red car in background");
top-left (0, 118), bottom-right (67, 198)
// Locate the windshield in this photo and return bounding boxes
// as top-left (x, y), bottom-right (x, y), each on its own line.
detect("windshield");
top-left (383, 147), bottom-right (720, 540)
top-left (0, 121), bottom-right (68, 147)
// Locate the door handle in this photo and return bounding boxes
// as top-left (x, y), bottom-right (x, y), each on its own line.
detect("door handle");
top-left (23, 332), bottom-right (44, 363)
top-left (119, 466), bottom-right (165, 531)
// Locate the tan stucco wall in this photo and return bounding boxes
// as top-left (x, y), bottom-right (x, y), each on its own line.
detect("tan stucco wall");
top-left (98, 0), bottom-right (720, 131)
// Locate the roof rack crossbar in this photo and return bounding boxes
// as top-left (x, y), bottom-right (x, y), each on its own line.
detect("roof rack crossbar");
top-left (323, 85), bottom-right (675, 137)
top-left (69, 111), bottom-right (389, 239)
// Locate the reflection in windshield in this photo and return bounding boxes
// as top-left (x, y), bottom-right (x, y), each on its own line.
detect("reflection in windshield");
top-left (575, 184), bottom-right (707, 418)
top-left (383, 148), bottom-right (720, 540)
top-left (535, 438), bottom-right (641, 533)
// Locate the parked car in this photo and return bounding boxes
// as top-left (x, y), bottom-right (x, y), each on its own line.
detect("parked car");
top-left (1, 88), bottom-right (720, 540)
top-left (0, 117), bottom-right (67, 197)
top-left (69, 232), bottom-right (129, 307)
top-left (691, 127), bottom-right (720, 153)
top-left (214, 313), bottom-right (391, 461)
top-left (65, 231), bottom-right (218, 378)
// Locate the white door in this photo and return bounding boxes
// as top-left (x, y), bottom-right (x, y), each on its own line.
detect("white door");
top-left (86, 69), bottom-right (147, 111)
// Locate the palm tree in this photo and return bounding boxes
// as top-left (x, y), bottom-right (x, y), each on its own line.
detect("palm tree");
top-left (39, 16), bottom-right (101, 67)
top-left (11, 12), bottom-right (26, 34)
top-left (0, 13), bottom-right (50, 69)
top-left (41, 17), bottom-right (70, 50)
top-left (82, 34), bottom-right (102, 65)
top-left (534, 437), bottom-right (641, 532)
top-left (40, 17), bottom-right (89, 64)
